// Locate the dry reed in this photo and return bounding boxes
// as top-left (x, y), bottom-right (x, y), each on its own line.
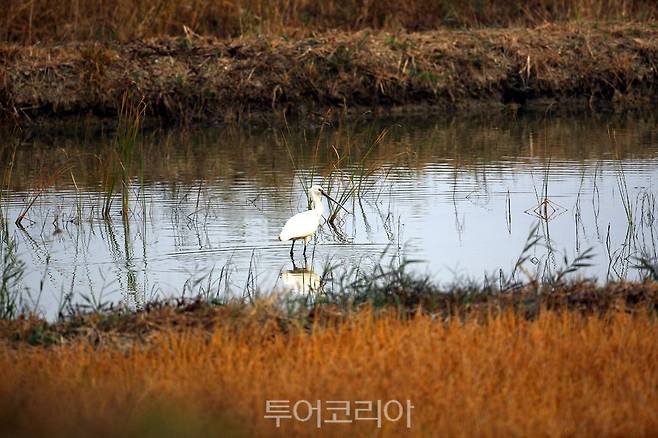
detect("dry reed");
top-left (3, 23), bottom-right (658, 123)
top-left (0, 308), bottom-right (656, 437)
top-left (2, 0), bottom-right (657, 44)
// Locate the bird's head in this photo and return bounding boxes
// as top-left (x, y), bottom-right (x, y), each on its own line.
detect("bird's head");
top-left (308, 185), bottom-right (349, 214)
top-left (309, 185), bottom-right (325, 197)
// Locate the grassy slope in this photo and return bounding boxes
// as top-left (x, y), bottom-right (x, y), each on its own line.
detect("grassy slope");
top-left (0, 308), bottom-right (656, 437)
top-left (0, 281), bottom-right (656, 435)
top-left (2, 23), bottom-right (658, 123)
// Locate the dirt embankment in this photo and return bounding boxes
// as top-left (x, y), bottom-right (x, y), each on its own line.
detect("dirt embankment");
top-left (1, 23), bottom-right (658, 123)
top-left (2, 280), bottom-right (656, 347)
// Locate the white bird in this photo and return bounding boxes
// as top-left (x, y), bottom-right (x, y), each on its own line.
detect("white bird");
top-left (278, 185), bottom-right (348, 258)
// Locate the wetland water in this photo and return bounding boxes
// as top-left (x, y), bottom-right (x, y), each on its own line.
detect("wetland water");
top-left (2, 113), bottom-right (657, 318)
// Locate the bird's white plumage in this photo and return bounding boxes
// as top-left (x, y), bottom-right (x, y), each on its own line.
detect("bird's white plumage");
top-left (279, 209), bottom-right (321, 242)
top-left (278, 185), bottom-right (325, 243)
top-left (279, 184), bottom-right (348, 257)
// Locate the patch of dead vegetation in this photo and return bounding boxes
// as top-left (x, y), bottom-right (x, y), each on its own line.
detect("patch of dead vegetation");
top-left (1, 23), bottom-right (658, 124)
top-left (0, 306), bottom-right (656, 437)
top-left (1, 280), bottom-right (655, 348)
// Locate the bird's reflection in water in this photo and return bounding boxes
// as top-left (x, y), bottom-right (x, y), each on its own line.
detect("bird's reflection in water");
top-left (280, 259), bottom-right (323, 295)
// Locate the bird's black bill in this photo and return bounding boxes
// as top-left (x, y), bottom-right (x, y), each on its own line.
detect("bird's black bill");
top-left (320, 190), bottom-right (350, 214)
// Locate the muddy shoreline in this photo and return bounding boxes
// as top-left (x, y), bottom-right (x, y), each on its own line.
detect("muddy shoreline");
top-left (1, 23), bottom-right (658, 125)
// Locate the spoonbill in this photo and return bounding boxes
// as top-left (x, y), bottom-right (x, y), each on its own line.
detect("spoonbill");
top-left (278, 185), bottom-right (348, 257)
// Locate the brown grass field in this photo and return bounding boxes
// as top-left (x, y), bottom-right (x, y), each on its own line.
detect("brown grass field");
top-left (2, 0), bottom-right (658, 44)
top-left (3, 23), bottom-right (658, 124)
top-left (1, 307), bottom-right (657, 437)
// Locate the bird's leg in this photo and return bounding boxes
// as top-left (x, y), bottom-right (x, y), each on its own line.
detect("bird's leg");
top-left (289, 240), bottom-right (295, 259)
top-left (303, 235), bottom-right (312, 259)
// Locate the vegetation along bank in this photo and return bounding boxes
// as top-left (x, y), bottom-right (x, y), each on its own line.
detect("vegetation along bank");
top-left (2, 23), bottom-right (658, 124)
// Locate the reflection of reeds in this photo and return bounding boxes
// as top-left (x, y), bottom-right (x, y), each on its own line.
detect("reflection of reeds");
top-left (616, 162), bottom-right (634, 229)
top-left (0, 218), bottom-right (24, 318)
top-left (505, 188), bottom-right (511, 234)
top-left (15, 165), bottom-right (69, 226)
top-left (4, 113), bottom-right (658, 192)
top-left (0, 138), bottom-right (18, 208)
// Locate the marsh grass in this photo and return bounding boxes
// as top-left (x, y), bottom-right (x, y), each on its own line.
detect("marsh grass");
top-left (0, 220), bottom-right (617, 323)
top-left (2, 115), bottom-right (657, 320)
top-left (0, 307), bottom-right (657, 437)
top-left (0, 218), bottom-right (24, 319)
top-left (616, 162), bottom-right (634, 228)
top-left (326, 126), bottom-right (395, 223)
top-left (4, 23), bottom-right (658, 123)
top-left (3, 0), bottom-right (658, 44)
top-left (100, 93), bottom-right (146, 220)
top-left (605, 151), bottom-right (657, 280)
top-left (0, 133), bottom-right (68, 227)
top-left (136, 230), bottom-right (615, 323)
top-left (283, 119), bottom-right (397, 237)
top-left (14, 165), bottom-right (69, 227)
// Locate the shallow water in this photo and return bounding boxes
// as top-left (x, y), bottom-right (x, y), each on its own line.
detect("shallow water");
top-left (2, 113), bottom-right (657, 318)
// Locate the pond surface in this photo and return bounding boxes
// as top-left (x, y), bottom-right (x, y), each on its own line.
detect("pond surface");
top-left (2, 113), bottom-right (657, 318)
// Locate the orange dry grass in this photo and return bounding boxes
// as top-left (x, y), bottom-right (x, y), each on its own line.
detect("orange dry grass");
top-left (1, 310), bottom-right (657, 437)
